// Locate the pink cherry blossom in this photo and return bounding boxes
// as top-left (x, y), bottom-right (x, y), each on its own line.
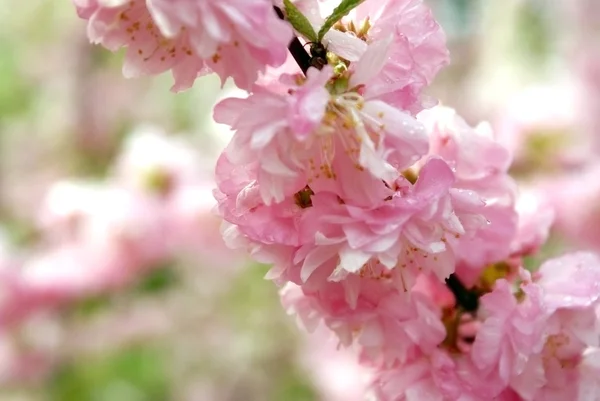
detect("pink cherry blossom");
top-left (352, 0), bottom-right (450, 112)
top-left (471, 276), bottom-right (547, 385)
top-left (535, 252), bottom-right (600, 312)
top-left (213, 153), bottom-right (304, 251)
top-left (292, 0), bottom-right (449, 112)
top-left (510, 189), bottom-right (554, 258)
top-left (66, 1), bottom-right (600, 399)
top-left (294, 157), bottom-right (466, 287)
top-left (470, 254), bottom-right (600, 400)
top-left (281, 278), bottom-right (445, 368)
top-left (578, 347), bottom-right (600, 401)
top-left (214, 42), bottom-right (430, 205)
top-left (368, 353), bottom-right (449, 401)
top-left (540, 164), bottom-right (600, 252)
top-left (419, 106), bottom-right (518, 273)
top-left (73, 0), bottom-right (292, 90)
top-left (113, 125), bottom-right (206, 194)
top-left (494, 82), bottom-right (591, 176)
top-left (368, 349), bottom-right (506, 401)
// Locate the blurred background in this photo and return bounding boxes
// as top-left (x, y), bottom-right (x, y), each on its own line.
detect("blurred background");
top-left (0, 0), bottom-right (599, 400)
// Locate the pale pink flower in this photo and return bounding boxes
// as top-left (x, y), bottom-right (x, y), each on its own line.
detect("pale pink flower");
top-left (293, 0), bottom-right (449, 112)
top-left (510, 189), bottom-right (554, 258)
top-left (494, 82), bottom-right (590, 175)
top-left (295, 157), bottom-right (471, 288)
top-left (475, 253), bottom-right (600, 400)
top-left (471, 276), bottom-right (548, 385)
top-left (113, 125), bottom-right (206, 195)
top-left (77, 186), bottom-right (170, 266)
top-left (577, 347), bottom-right (600, 401)
top-left (540, 164), bottom-right (600, 251)
top-left (19, 244), bottom-right (133, 302)
top-left (368, 350), bottom-right (503, 401)
top-left (217, 146), bottom-right (489, 292)
top-left (213, 153), bottom-right (304, 249)
top-left (419, 106), bottom-right (518, 272)
top-left (40, 182), bottom-right (169, 265)
top-left (535, 252), bottom-right (600, 313)
top-left (37, 180), bottom-right (107, 243)
top-left (0, 244), bottom-right (133, 327)
top-left (214, 67), bottom-right (331, 205)
top-left (6, 191), bottom-right (169, 319)
top-left (510, 320), bottom-right (597, 401)
top-left (215, 42), bottom-right (429, 205)
top-left (73, 0), bottom-right (291, 90)
top-left (352, 0), bottom-right (450, 112)
top-left (466, 253), bottom-right (600, 400)
top-left (368, 354), bottom-right (447, 401)
top-left (281, 277), bottom-right (445, 367)
top-left (358, 290), bottom-right (446, 366)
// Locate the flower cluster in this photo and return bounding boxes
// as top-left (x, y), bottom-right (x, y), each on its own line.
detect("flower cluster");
top-left (72, 0), bottom-right (600, 399)
top-left (74, 0), bottom-right (292, 91)
top-left (0, 127), bottom-right (237, 380)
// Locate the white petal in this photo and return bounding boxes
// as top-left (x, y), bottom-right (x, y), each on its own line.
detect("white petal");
top-left (324, 30), bottom-right (367, 62)
top-left (350, 35), bottom-right (393, 86)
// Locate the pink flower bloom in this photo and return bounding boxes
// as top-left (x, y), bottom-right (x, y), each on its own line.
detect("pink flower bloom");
top-left (295, 157), bottom-right (465, 287)
top-left (419, 106), bottom-right (518, 274)
top-left (540, 164), bottom-right (600, 252)
top-left (510, 320), bottom-right (598, 401)
top-left (113, 125), bottom-right (207, 195)
top-left (577, 347), bottom-right (600, 401)
top-left (535, 252), bottom-right (600, 313)
top-left (510, 189), bottom-right (554, 258)
top-left (20, 244), bottom-right (132, 302)
top-left (368, 353), bottom-right (449, 401)
top-left (471, 276), bottom-right (547, 385)
top-left (73, 0), bottom-right (292, 91)
top-left (359, 290), bottom-right (446, 366)
top-left (37, 180), bottom-right (105, 243)
top-left (40, 182), bottom-right (169, 265)
top-left (281, 277), bottom-right (445, 367)
top-left (368, 350), bottom-right (503, 401)
top-left (215, 43), bottom-right (429, 205)
top-left (213, 153), bottom-right (303, 249)
top-left (471, 253), bottom-right (600, 401)
top-left (494, 83), bottom-right (591, 176)
top-left (352, 0), bottom-right (450, 112)
top-left (293, 0), bottom-right (449, 112)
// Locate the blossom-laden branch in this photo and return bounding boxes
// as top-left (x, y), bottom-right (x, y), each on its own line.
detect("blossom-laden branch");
top-left (72, 0), bottom-right (600, 400)
top-left (275, 3), bottom-right (481, 315)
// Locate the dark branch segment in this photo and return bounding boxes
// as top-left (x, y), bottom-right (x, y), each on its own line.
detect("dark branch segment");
top-left (445, 274), bottom-right (480, 312)
top-left (274, 6), bottom-right (312, 74)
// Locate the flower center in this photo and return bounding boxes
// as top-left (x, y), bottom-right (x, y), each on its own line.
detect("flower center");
top-left (333, 18), bottom-right (372, 41)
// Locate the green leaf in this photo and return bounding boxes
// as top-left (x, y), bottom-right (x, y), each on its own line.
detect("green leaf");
top-left (283, 0), bottom-right (318, 43)
top-left (317, 0), bottom-right (365, 41)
